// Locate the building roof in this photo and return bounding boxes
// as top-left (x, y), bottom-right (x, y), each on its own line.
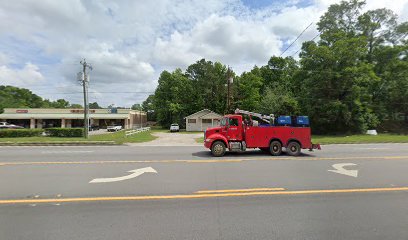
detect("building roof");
top-left (199, 112), bottom-right (223, 119)
top-left (0, 108), bottom-right (143, 119)
top-left (0, 113), bottom-right (130, 119)
top-left (1, 108), bottom-right (139, 114)
top-left (184, 109), bottom-right (223, 119)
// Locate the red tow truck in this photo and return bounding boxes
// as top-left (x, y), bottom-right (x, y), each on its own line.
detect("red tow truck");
top-left (204, 109), bottom-right (320, 157)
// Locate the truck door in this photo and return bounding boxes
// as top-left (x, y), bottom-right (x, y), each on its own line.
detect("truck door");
top-left (227, 117), bottom-right (242, 141)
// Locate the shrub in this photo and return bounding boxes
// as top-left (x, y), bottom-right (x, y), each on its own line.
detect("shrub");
top-left (0, 129), bottom-right (43, 138)
top-left (46, 128), bottom-right (84, 137)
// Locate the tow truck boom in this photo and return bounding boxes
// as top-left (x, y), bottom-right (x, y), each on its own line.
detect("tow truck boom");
top-left (234, 108), bottom-right (275, 124)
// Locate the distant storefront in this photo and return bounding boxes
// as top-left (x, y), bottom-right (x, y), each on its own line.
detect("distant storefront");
top-left (0, 108), bottom-right (146, 129)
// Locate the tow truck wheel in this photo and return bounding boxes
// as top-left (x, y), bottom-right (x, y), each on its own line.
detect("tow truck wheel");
top-left (287, 141), bottom-right (301, 156)
top-left (211, 141), bottom-right (226, 157)
top-left (269, 141), bottom-right (282, 156)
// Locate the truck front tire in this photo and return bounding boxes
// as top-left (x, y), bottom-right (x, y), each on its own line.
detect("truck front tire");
top-left (287, 141), bottom-right (301, 156)
top-left (211, 141), bottom-right (226, 157)
top-left (269, 141), bottom-right (282, 156)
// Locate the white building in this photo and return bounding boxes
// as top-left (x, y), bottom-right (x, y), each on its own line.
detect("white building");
top-left (0, 108), bottom-right (146, 129)
top-left (185, 109), bottom-right (223, 132)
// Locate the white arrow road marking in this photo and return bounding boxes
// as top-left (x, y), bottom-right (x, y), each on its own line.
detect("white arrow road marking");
top-left (328, 163), bottom-right (358, 178)
top-left (89, 167), bottom-right (157, 183)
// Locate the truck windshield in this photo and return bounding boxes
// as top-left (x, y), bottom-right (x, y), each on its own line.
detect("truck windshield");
top-left (220, 117), bottom-right (227, 126)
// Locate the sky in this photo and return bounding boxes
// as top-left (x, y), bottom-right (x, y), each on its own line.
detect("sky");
top-left (0, 0), bottom-right (407, 107)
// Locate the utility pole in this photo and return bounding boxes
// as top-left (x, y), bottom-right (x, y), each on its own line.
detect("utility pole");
top-left (226, 66), bottom-right (233, 113)
top-left (78, 59), bottom-right (92, 139)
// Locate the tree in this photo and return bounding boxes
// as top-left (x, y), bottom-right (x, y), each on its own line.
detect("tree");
top-left (70, 104), bottom-right (83, 108)
top-left (260, 56), bottom-right (299, 93)
top-left (0, 85), bottom-right (44, 113)
top-left (153, 69), bottom-right (194, 127)
top-left (317, 0), bottom-right (365, 42)
top-left (131, 104), bottom-right (142, 111)
top-left (186, 59), bottom-right (230, 114)
top-left (142, 95), bottom-right (156, 121)
top-left (299, 0), bottom-right (381, 133)
top-left (258, 86), bottom-right (300, 116)
top-left (358, 8), bottom-right (397, 62)
top-left (235, 68), bottom-right (263, 111)
top-left (373, 45), bottom-right (408, 121)
top-left (89, 102), bottom-right (102, 109)
top-left (51, 99), bottom-right (70, 108)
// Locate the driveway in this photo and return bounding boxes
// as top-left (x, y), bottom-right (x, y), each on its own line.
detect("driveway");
top-left (128, 132), bottom-right (203, 146)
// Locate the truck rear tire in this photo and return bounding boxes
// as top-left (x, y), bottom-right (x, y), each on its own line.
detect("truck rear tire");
top-left (211, 141), bottom-right (226, 157)
top-left (287, 141), bottom-right (301, 156)
top-left (269, 141), bottom-right (282, 156)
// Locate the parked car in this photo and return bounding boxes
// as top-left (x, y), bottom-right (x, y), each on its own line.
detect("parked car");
top-left (170, 123), bottom-right (180, 132)
top-left (89, 125), bottom-right (100, 131)
top-left (0, 122), bottom-right (24, 129)
top-left (107, 125), bottom-right (122, 132)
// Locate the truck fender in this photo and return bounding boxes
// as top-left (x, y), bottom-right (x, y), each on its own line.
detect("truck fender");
top-left (207, 133), bottom-right (229, 148)
top-left (269, 138), bottom-right (283, 147)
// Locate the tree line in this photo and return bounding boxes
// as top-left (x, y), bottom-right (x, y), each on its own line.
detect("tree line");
top-left (0, 85), bottom-right (104, 112)
top-left (144, 0), bottom-right (408, 134)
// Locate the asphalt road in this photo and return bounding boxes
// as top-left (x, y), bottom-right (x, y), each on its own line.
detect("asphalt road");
top-left (1, 143), bottom-right (408, 239)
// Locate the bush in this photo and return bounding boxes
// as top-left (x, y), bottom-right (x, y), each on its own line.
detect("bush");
top-left (0, 129), bottom-right (43, 138)
top-left (46, 128), bottom-right (84, 137)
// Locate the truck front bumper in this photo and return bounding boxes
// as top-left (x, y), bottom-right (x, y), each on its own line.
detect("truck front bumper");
top-left (204, 138), bottom-right (213, 149)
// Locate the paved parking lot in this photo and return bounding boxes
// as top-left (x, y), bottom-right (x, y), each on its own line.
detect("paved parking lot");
top-left (128, 132), bottom-right (202, 146)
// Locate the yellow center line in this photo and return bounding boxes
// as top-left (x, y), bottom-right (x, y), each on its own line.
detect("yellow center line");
top-left (1, 155), bottom-right (408, 166)
top-left (1, 187), bottom-right (407, 204)
top-left (195, 188), bottom-right (285, 194)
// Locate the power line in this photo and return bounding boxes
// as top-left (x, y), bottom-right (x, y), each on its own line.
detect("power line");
top-left (291, 32), bottom-right (321, 57)
top-left (280, 22), bottom-right (313, 57)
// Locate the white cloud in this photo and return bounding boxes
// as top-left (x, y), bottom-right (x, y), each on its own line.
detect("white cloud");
top-left (0, 63), bottom-right (45, 86)
top-left (154, 14), bottom-right (283, 72)
top-left (0, 53), bottom-right (9, 65)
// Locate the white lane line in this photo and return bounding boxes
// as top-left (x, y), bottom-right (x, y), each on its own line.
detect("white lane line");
top-left (41, 150), bottom-right (94, 154)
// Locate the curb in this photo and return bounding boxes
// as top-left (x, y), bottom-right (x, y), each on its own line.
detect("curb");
top-left (0, 141), bottom-right (118, 146)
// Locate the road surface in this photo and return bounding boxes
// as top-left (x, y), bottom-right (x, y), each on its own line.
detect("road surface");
top-left (0, 143), bottom-right (407, 239)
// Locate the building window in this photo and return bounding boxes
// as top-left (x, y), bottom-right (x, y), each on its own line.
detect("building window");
top-left (188, 119), bottom-right (196, 123)
top-left (202, 119), bottom-right (212, 124)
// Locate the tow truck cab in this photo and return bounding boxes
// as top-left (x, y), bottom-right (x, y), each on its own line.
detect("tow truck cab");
top-left (204, 114), bottom-right (320, 157)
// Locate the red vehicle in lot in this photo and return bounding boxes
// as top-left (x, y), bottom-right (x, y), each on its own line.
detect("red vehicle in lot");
top-left (204, 109), bottom-right (320, 157)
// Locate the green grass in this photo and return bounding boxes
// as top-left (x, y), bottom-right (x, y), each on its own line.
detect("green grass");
top-left (0, 130), bottom-right (158, 144)
top-left (195, 134), bottom-right (408, 145)
top-left (90, 130), bottom-right (157, 144)
top-left (312, 134), bottom-right (408, 144)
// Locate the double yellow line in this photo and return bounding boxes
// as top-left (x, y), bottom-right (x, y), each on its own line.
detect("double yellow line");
top-left (1, 187), bottom-right (407, 205)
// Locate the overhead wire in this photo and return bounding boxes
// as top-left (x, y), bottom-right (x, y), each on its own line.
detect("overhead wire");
top-left (291, 32), bottom-right (321, 57)
top-left (280, 22), bottom-right (314, 57)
